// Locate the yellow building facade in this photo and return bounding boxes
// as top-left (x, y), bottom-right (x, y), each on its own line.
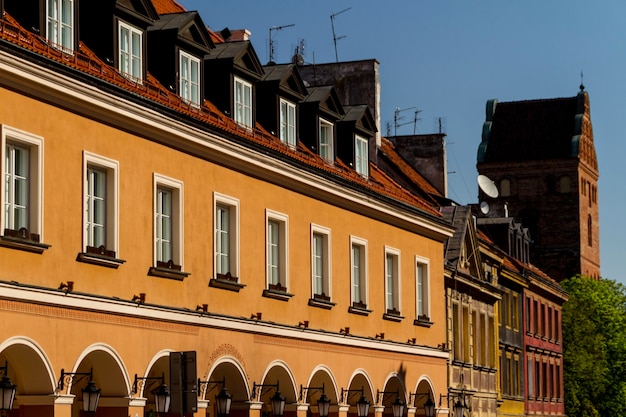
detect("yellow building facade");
top-left (0, 5), bottom-right (453, 417)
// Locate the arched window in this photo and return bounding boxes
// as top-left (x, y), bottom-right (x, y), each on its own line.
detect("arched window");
top-left (587, 215), bottom-right (593, 247)
top-left (500, 179), bottom-right (511, 197)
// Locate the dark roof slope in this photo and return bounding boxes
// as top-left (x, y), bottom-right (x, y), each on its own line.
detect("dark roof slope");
top-left (480, 94), bottom-right (582, 163)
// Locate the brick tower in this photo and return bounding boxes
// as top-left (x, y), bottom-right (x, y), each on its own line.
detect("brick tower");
top-left (476, 87), bottom-right (600, 282)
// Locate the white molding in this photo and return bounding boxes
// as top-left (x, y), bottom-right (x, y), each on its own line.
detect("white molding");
top-left (0, 282), bottom-right (449, 360)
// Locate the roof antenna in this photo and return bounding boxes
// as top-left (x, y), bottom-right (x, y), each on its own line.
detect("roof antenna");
top-left (580, 70), bottom-right (585, 91)
top-left (268, 23), bottom-right (295, 65)
top-left (330, 7), bottom-right (351, 62)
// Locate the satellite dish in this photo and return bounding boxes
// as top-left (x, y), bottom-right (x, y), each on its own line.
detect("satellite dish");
top-left (478, 174), bottom-right (499, 198)
top-left (480, 201), bottom-right (490, 214)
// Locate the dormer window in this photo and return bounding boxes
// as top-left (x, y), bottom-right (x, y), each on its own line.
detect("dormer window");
top-left (179, 51), bottom-right (200, 106)
top-left (319, 119), bottom-right (334, 162)
top-left (355, 135), bottom-right (369, 178)
top-left (280, 99), bottom-right (296, 146)
top-left (46, 0), bottom-right (74, 52)
top-left (234, 77), bottom-right (252, 128)
top-left (118, 21), bottom-right (143, 82)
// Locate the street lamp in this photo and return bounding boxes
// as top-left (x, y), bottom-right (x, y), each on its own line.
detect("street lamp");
top-left (215, 386), bottom-right (233, 417)
top-left (82, 379), bottom-right (101, 414)
top-left (453, 396), bottom-right (465, 417)
top-left (151, 382), bottom-right (171, 415)
top-left (253, 381), bottom-right (286, 417)
top-left (317, 393), bottom-right (331, 417)
top-left (391, 395), bottom-right (404, 417)
top-left (58, 368), bottom-right (101, 415)
top-left (133, 373), bottom-right (171, 416)
top-left (423, 396), bottom-right (435, 417)
top-left (0, 362), bottom-right (16, 415)
top-left (341, 387), bottom-right (370, 417)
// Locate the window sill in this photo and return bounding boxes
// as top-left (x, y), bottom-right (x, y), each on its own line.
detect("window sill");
top-left (148, 265), bottom-right (190, 281)
top-left (262, 286), bottom-right (293, 301)
top-left (0, 235), bottom-right (51, 254)
top-left (308, 296), bottom-right (336, 309)
top-left (77, 252), bottom-right (126, 269)
top-left (348, 304), bottom-right (372, 316)
top-left (209, 275), bottom-right (246, 292)
top-left (413, 317), bottom-right (433, 327)
top-left (383, 310), bottom-right (404, 322)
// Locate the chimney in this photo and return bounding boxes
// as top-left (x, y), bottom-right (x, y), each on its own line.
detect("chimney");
top-left (226, 29), bottom-right (251, 42)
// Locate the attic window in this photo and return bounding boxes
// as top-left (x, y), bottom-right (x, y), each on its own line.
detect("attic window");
top-left (319, 119), bottom-right (334, 162)
top-left (234, 77), bottom-right (252, 128)
top-left (179, 51), bottom-right (200, 106)
top-left (355, 135), bottom-right (368, 178)
top-left (118, 21), bottom-right (143, 82)
top-left (280, 99), bottom-right (296, 146)
top-left (46, 0), bottom-right (74, 52)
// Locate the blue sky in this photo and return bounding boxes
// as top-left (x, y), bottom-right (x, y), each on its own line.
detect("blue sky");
top-left (180, 0), bottom-right (625, 284)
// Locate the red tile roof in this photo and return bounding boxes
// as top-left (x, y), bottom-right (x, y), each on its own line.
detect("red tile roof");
top-left (151, 0), bottom-right (186, 14)
top-left (0, 13), bottom-right (441, 219)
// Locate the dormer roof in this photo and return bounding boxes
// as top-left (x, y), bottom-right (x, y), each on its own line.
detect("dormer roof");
top-left (341, 105), bottom-right (377, 135)
top-left (148, 12), bottom-right (214, 52)
top-left (261, 64), bottom-right (308, 99)
top-left (205, 40), bottom-right (264, 79)
top-left (116, 0), bottom-right (159, 24)
top-left (302, 86), bottom-right (344, 118)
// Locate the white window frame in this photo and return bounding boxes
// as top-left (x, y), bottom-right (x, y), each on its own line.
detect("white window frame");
top-left (384, 246), bottom-right (401, 314)
top-left (179, 50), bottom-right (201, 106)
top-left (311, 224), bottom-right (331, 300)
top-left (355, 135), bottom-right (369, 177)
top-left (153, 174), bottom-right (183, 268)
top-left (118, 20), bottom-right (143, 82)
top-left (234, 77), bottom-right (253, 128)
top-left (415, 255), bottom-right (430, 320)
top-left (1, 126), bottom-right (43, 241)
top-left (214, 192), bottom-right (240, 279)
top-left (266, 209), bottom-right (289, 290)
top-left (279, 98), bottom-right (296, 146)
top-left (350, 236), bottom-right (368, 308)
top-left (46, 0), bottom-right (74, 52)
top-left (83, 152), bottom-right (119, 256)
top-left (319, 118), bottom-right (334, 161)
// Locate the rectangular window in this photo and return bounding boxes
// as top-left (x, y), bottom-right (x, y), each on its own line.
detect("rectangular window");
top-left (512, 293), bottom-right (519, 331)
top-left (266, 210), bottom-right (288, 291)
top-left (350, 237), bottom-right (368, 308)
top-left (384, 247), bottom-right (401, 315)
top-left (179, 51), bottom-right (200, 106)
top-left (462, 306), bottom-right (470, 362)
top-left (1, 126), bottom-right (43, 243)
top-left (319, 119), bottom-right (334, 162)
top-left (453, 303), bottom-right (461, 360)
top-left (311, 225), bottom-right (331, 301)
top-left (234, 77), bottom-right (252, 128)
top-left (47, 0), bottom-right (73, 51)
top-left (214, 193), bottom-right (239, 279)
top-left (153, 174), bottom-right (183, 270)
top-left (528, 357), bottom-right (534, 397)
top-left (118, 21), bottom-right (143, 82)
top-left (415, 257), bottom-right (429, 320)
top-left (355, 135), bottom-right (369, 177)
top-left (83, 152), bottom-right (119, 258)
top-left (280, 99), bottom-right (296, 146)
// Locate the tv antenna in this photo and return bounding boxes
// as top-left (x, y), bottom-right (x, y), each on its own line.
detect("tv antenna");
top-left (330, 7), bottom-right (351, 62)
top-left (434, 117), bottom-right (447, 134)
top-left (268, 23), bottom-right (295, 64)
top-left (393, 106), bottom-right (421, 136)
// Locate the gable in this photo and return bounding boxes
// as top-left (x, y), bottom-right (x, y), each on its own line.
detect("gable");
top-left (117, 0), bottom-right (159, 24)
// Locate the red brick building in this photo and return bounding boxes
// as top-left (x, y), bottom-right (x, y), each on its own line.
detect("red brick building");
top-left (476, 88), bottom-right (600, 282)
